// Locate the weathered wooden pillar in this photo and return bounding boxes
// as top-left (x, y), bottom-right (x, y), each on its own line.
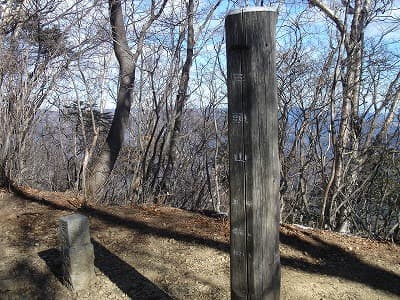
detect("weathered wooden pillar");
top-left (59, 214), bottom-right (95, 291)
top-left (226, 7), bottom-right (280, 300)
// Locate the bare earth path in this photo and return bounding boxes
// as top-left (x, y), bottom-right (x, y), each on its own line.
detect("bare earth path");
top-left (0, 188), bottom-right (399, 299)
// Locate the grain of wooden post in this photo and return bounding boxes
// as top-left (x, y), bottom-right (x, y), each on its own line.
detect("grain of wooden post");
top-left (225, 7), bottom-right (280, 300)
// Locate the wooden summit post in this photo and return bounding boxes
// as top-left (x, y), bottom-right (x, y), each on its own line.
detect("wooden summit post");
top-left (226, 7), bottom-right (280, 300)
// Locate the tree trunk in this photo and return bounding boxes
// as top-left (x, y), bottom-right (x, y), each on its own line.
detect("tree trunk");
top-left (88, 0), bottom-right (167, 199)
top-left (311, 0), bottom-right (369, 231)
top-left (88, 0), bottom-right (135, 198)
top-left (160, 0), bottom-right (195, 193)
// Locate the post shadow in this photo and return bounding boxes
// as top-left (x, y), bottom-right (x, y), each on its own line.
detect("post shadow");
top-left (39, 242), bottom-right (171, 299)
top-left (91, 239), bottom-right (171, 299)
top-left (38, 248), bottom-right (64, 284)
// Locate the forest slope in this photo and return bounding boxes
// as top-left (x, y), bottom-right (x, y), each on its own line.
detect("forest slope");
top-left (0, 188), bottom-right (399, 299)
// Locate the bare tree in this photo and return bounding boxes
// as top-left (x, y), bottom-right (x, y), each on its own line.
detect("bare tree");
top-left (309, 0), bottom-right (400, 232)
top-left (0, 0), bottom-right (77, 185)
top-left (88, 0), bottom-right (168, 199)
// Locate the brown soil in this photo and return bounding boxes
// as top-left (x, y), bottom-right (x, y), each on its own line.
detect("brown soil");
top-left (0, 187), bottom-right (399, 299)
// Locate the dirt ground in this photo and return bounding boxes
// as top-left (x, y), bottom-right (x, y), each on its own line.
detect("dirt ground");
top-left (0, 188), bottom-right (399, 300)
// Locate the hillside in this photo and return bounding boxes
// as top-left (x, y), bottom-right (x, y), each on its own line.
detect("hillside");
top-left (0, 188), bottom-right (399, 299)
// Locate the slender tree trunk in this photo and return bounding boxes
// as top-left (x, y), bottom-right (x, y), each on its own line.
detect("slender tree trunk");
top-left (160, 0), bottom-right (195, 193)
top-left (334, 0), bottom-right (368, 232)
top-left (311, 0), bottom-right (369, 231)
top-left (88, 0), bottom-right (167, 199)
top-left (88, 0), bottom-right (135, 198)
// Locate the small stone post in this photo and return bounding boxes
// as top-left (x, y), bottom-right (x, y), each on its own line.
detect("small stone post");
top-left (59, 214), bottom-right (95, 291)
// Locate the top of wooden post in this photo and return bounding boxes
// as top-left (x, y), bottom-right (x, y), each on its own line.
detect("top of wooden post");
top-left (226, 6), bottom-right (277, 16)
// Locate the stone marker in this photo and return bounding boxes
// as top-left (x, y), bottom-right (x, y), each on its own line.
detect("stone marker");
top-left (59, 214), bottom-right (95, 291)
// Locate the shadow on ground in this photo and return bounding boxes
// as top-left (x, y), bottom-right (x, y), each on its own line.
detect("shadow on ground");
top-left (9, 190), bottom-right (400, 297)
top-left (39, 242), bottom-right (171, 300)
top-left (75, 206), bottom-right (400, 297)
top-left (79, 206), bottom-right (229, 251)
top-left (0, 202), bottom-right (62, 299)
top-left (280, 230), bottom-right (400, 296)
top-left (0, 259), bottom-right (59, 300)
top-left (92, 239), bottom-right (171, 299)
top-left (38, 249), bottom-right (64, 284)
